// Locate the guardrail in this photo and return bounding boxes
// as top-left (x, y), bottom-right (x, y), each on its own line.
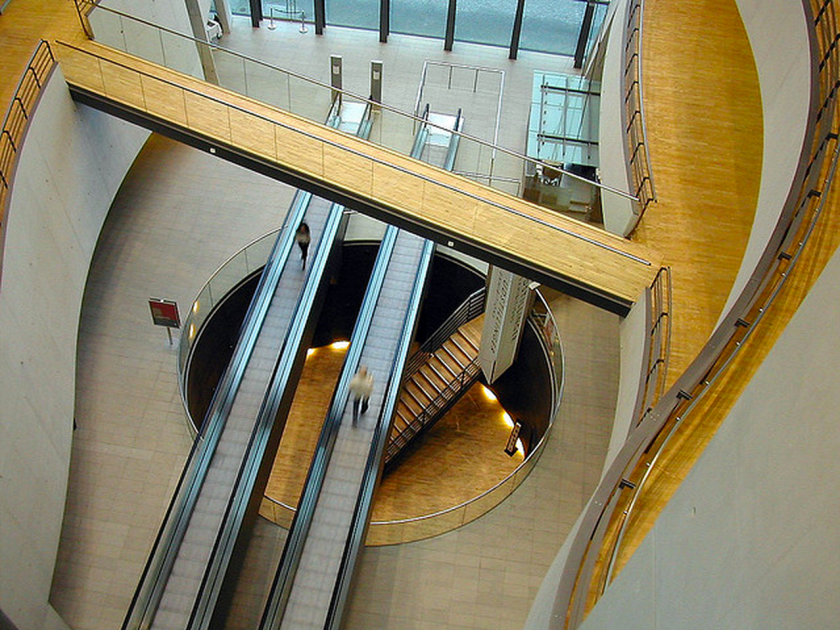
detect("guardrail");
top-left (631, 265), bottom-right (671, 428)
top-left (552, 1), bottom-right (840, 626)
top-left (0, 40), bottom-right (56, 287)
top-left (623, 0), bottom-right (656, 236)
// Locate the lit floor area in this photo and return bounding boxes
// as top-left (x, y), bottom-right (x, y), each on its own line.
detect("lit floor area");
top-left (49, 23), bottom-right (621, 630)
top-left (262, 342), bottom-right (522, 524)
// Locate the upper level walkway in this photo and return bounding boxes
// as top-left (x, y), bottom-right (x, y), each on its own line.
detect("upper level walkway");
top-left (52, 39), bottom-right (660, 314)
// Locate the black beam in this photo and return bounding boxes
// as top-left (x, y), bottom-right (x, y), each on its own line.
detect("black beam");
top-left (248, 0), bottom-right (261, 28)
top-left (509, 0), bottom-right (525, 60)
top-left (380, 0), bottom-right (390, 43)
top-left (574, 1), bottom-right (596, 68)
top-left (444, 0), bottom-right (457, 52)
top-left (68, 86), bottom-right (633, 317)
top-left (314, 0), bottom-right (326, 34)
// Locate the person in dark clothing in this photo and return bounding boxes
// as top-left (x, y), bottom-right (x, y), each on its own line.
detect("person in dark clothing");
top-left (295, 221), bottom-right (311, 269)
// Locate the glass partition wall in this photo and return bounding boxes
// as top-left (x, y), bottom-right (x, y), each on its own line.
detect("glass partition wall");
top-left (230, 0), bottom-right (606, 59)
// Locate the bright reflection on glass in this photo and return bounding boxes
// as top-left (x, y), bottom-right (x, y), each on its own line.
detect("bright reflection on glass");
top-left (331, 340), bottom-right (350, 350)
top-left (515, 438), bottom-right (524, 455)
top-left (481, 385), bottom-right (497, 401)
top-left (189, 323), bottom-right (195, 340)
top-left (503, 412), bottom-right (514, 427)
top-left (307, 348), bottom-right (316, 358)
top-left (192, 300), bottom-right (199, 313)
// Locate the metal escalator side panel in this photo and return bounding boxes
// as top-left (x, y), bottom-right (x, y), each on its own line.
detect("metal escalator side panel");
top-left (325, 237), bottom-right (437, 630)
top-left (123, 188), bottom-right (313, 630)
top-left (259, 225), bottom-right (401, 630)
top-left (188, 200), bottom-right (345, 630)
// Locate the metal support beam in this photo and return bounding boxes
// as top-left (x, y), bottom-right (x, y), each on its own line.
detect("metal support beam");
top-left (574, 1), bottom-right (597, 68)
top-left (314, 0), bottom-right (326, 34)
top-left (444, 0), bottom-right (457, 51)
top-left (248, 0), bottom-right (261, 27)
top-left (379, 0), bottom-right (390, 43)
top-left (509, 0), bottom-right (525, 60)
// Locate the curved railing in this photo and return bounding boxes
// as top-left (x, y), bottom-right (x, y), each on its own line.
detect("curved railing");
top-left (260, 285), bottom-right (565, 544)
top-left (552, 1), bottom-right (840, 627)
top-left (631, 266), bottom-right (671, 429)
top-left (0, 40), bottom-right (56, 285)
top-left (177, 228), bottom-right (278, 432)
top-left (623, 0), bottom-right (657, 236)
top-left (69, 0), bottom-right (639, 206)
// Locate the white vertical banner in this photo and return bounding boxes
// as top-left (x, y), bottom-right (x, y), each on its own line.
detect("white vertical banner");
top-left (479, 267), bottom-right (533, 384)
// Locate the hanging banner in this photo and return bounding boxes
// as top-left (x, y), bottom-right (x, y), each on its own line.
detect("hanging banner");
top-left (478, 267), bottom-right (533, 384)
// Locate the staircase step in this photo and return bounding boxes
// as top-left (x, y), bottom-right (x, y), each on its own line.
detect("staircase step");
top-left (439, 345), bottom-right (466, 372)
top-left (453, 328), bottom-right (480, 353)
top-left (416, 369), bottom-right (444, 397)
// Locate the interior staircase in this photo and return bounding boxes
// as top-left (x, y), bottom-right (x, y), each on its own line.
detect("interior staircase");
top-left (386, 311), bottom-right (484, 467)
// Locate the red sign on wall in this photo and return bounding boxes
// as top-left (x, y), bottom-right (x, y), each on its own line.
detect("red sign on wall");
top-left (148, 298), bottom-right (181, 328)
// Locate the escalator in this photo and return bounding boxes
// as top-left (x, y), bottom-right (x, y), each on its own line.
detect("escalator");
top-left (259, 108), bottom-right (464, 630)
top-left (122, 97), bottom-right (373, 630)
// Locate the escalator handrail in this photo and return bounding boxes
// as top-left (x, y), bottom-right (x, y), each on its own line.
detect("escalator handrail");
top-left (122, 186), bottom-right (313, 630)
top-left (187, 102), bottom-right (371, 630)
top-left (326, 237), bottom-right (436, 630)
top-left (258, 225), bottom-right (401, 630)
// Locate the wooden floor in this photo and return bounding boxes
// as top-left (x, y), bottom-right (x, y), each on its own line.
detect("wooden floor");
top-left (606, 0), bottom-right (840, 586)
top-left (263, 342), bottom-right (522, 527)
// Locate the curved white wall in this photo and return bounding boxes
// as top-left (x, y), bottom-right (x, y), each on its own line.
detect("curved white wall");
top-left (0, 68), bottom-right (149, 630)
top-left (578, 219), bottom-right (840, 630)
top-left (718, 0), bottom-right (812, 320)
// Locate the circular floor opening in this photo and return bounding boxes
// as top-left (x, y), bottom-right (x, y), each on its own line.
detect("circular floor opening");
top-left (184, 242), bottom-right (560, 541)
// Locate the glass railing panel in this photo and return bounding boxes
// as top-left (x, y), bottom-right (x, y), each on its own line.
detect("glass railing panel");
top-left (159, 29), bottom-right (205, 79)
top-left (368, 107), bottom-right (419, 156)
top-left (87, 7), bottom-right (126, 51)
top-left (213, 48), bottom-right (248, 94)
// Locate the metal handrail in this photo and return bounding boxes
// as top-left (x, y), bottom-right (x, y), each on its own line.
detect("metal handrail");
top-left (552, 1), bottom-right (840, 626)
top-left (0, 40), bottom-right (56, 286)
top-left (623, 0), bottom-right (657, 236)
top-left (403, 288), bottom-right (486, 377)
top-left (632, 265), bottom-right (671, 428)
top-left (386, 358), bottom-right (482, 462)
top-left (69, 0), bottom-right (639, 201)
top-left (325, 237), bottom-right (436, 630)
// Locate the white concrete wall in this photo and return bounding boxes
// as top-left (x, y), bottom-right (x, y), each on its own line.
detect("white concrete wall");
top-left (718, 0), bottom-right (812, 321)
top-left (605, 290), bottom-right (648, 473)
top-left (0, 68), bottom-right (149, 630)
top-left (579, 225), bottom-right (840, 630)
top-left (597, 0), bottom-right (637, 237)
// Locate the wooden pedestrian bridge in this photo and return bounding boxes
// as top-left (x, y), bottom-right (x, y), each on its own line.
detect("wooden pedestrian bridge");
top-left (54, 39), bottom-right (660, 314)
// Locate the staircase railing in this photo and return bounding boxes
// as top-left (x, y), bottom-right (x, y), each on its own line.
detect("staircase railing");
top-left (403, 287), bottom-right (485, 378)
top-left (386, 358), bottom-right (481, 465)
